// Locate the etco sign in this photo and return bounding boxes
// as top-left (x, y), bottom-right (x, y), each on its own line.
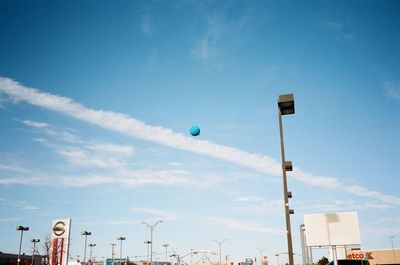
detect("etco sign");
top-left (347, 252), bottom-right (374, 260)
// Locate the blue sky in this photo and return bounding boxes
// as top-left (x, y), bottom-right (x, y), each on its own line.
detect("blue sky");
top-left (0, 0), bottom-right (399, 263)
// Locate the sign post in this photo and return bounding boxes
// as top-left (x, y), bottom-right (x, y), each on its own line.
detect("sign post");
top-left (50, 219), bottom-right (72, 265)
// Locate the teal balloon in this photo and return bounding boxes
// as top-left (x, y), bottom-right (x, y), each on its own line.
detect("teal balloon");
top-left (190, 126), bottom-right (200, 136)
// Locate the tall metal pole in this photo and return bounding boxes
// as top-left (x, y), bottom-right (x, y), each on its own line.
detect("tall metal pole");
top-left (31, 241), bottom-right (36, 265)
top-left (308, 247), bottom-right (313, 265)
top-left (146, 241), bottom-right (150, 262)
top-left (213, 239), bottom-right (227, 265)
top-left (300, 225), bottom-right (307, 265)
top-left (16, 226), bottom-right (29, 265)
top-left (278, 110), bottom-right (294, 265)
top-left (81, 231), bottom-right (91, 265)
top-left (390, 236), bottom-right (396, 263)
top-left (88, 244), bottom-right (96, 262)
top-left (84, 235), bottom-right (88, 264)
top-left (257, 248), bottom-right (266, 265)
top-left (111, 244), bottom-right (116, 265)
top-left (141, 221), bottom-right (163, 265)
top-left (117, 237), bottom-right (126, 265)
top-left (18, 230), bottom-right (24, 265)
top-left (120, 240), bottom-right (123, 265)
top-left (163, 244), bottom-right (169, 264)
top-left (150, 228), bottom-right (154, 265)
top-left (31, 239), bottom-right (40, 265)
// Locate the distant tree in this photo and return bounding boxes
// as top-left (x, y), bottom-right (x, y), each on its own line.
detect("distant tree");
top-left (42, 234), bottom-right (52, 265)
top-left (317, 257), bottom-right (329, 265)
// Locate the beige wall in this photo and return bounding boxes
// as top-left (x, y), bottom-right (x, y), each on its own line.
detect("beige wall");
top-left (346, 249), bottom-right (400, 265)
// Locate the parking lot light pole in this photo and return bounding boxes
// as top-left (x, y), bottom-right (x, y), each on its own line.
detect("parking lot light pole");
top-left (81, 231), bottom-right (92, 265)
top-left (389, 236), bottom-right (396, 263)
top-left (88, 244), bottom-right (96, 261)
top-left (257, 248), bottom-right (267, 265)
top-left (111, 243), bottom-right (117, 265)
top-left (16, 226), bottom-right (29, 265)
top-left (141, 220), bottom-right (164, 265)
top-left (117, 237), bottom-right (126, 265)
top-left (31, 239), bottom-right (40, 265)
top-left (144, 241), bottom-right (151, 262)
top-left (213, 239), bottom-right (228, 265)
top-left (278, 93), bottom-right (295, 265)
top-left (163, 244), bottom-right (169, 263)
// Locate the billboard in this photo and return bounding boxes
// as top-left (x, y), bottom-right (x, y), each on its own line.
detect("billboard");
top-left (50, 219), bottom-right (72, 265)
top-left (304, 212), bottom-right (360, 246)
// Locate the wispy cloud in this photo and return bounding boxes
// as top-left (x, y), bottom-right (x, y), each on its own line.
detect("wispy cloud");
top-left (56, 147), bottom-right (126, 169)
top-left (202, 216), bottom-right (282, 234)
top-left (14, 201), bottom-right (39, 211)
top-left (234, 196), bottom-right (282, 215)
top-left (18, 118), bottom-right (134, 169)
top-left (133, 207), bottom-right (182, 221)
top-left (140, 12), bottom-right (153, 36)
top-left (361, 225), bottom-right (400, 238)
top-left (0, 163), bottom-right (29, 173)
top-left (192, 37), bottom-right (217, 61)
top-left (21, 119), bottom-right (50, 128)
top-left (1, 77), bottom-right (399, 206)
top-left (321, 15), bottom-right (357, 43)
top-left (234, 196), bottom-right (266, 203)
top-left (0, 217), bottom-right (23, 222)
top-left (190, 8), bottom-right (255, 68)
top-left (343, 185), bottom-right (400, 205)
top-left (85, 143), bottom-right (134, 155)
top-left (192, 13), bottom-right (227, 60)
top-left (292, 168), bottom-right (341, 188)
top-left (0, 169), bottom-right (193, 188)
top-left (300, 199), bottom-right (394, 214)
top-left (375, 216), bottom-right (400, 224)
top-left (382, 80), bottom-right (400, 100)
top-left (18, 118), bottom-right (81, 143)
top-left (75, 220), bottom-right (140, 226)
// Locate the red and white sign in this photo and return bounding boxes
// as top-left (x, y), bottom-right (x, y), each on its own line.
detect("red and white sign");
top-left (50, 219), bottom-right (72, 265)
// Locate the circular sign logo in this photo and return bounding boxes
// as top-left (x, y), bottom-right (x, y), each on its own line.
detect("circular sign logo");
top-left (53, 221), bottom-right (66, 236)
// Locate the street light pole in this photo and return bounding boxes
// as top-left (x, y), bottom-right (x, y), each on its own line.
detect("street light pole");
top-left (16, 225), bottom-right (29, 265)
top-left (163, 244), bottom-right (169, 264)
top-left (111, 244), bottom-right (117, 265)
top-left (81, 231), bottom-right (92, 265)
top-left (277, 93), bottom-right (295, 265)
top-left (213, 239), bottom-right (228, 265)
top-left (257, 248), bottom-right (267, 265)
top-left (144, 241), bottom-right (152, 262)
top-left (389, 236), bottom-right (396, 263)
top-left (117, 237), bottom-right (126, 265)
top-left (31, 239), bottom-right (40, 265)
top-left (88, 244), bottom-right (96, 262)
top-left (141, 220), bottom-right (164, 265)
